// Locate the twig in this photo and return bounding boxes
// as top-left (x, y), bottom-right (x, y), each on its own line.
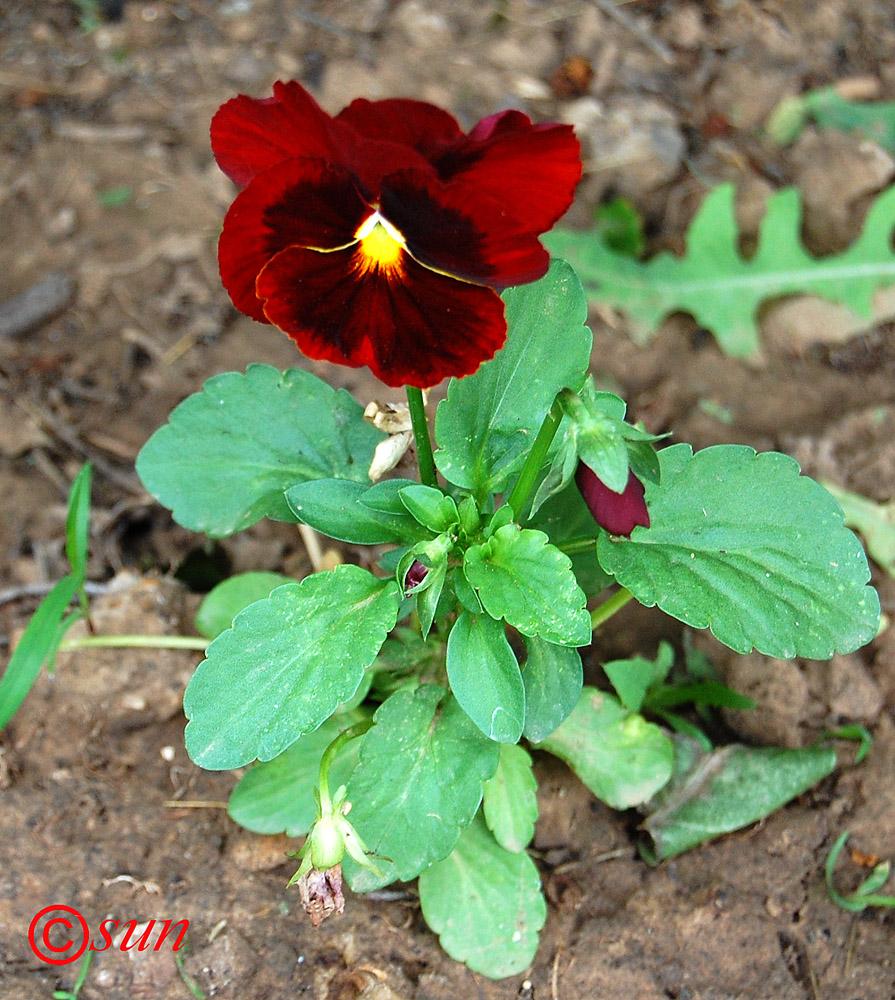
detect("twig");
top-left (0, 272), bottom-right (74, 339)
top-left (0, 580), bottom-right (112, 608)
top-left (587, 0), bottom-right (675, 65)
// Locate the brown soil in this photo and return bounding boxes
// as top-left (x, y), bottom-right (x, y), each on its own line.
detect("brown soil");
top-left (1, 1), bottom-right (894, 997)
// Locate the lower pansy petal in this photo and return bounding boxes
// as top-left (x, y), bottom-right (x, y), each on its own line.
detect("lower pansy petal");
top-left (219, 158), bottom-right (369, 321)
top-left (256, 245), bottom-right (507, 388)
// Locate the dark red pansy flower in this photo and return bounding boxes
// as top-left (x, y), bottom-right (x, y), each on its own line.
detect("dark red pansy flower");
top-left (212, 81), bottom-right (581, 388)
top-left (404, 559), bottom-right (429, 596)
top-left (576, 464), bottom-right (650, 537)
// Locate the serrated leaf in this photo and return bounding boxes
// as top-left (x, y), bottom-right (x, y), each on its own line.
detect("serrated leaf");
top-left (483, 744), bottom-right (538, 853)
top-left (528, 492), bottom-right (613, 601)
top-left (536, 687), bottom-right (673, 809)
top-left (418, 812), bottom-right (546, 979)
top-left (136, 365), bottom-right (383, 537)
top-left (642, 739), bottom-right (837, 860)
top-left (0, 574), bottom-right (80, 731)
top-left (769, 86), bottom-right (895, 152)
top-left (343, 685), bottom-right (499, 891)
top-left (521, 635), bottom-right (583, 742)
top-left (546, 184), bottom-right (895, 360)
top-left (184, 566), bottom-right (400, 769)
top-left (446, 610), bottom-right (525, 744)
top-left (464, 525), bottom-right (591, 646)
top-left (285, 478), bottom-right (428, 544)
top-left (227, 712), bottom-right (365, 837)
top-left (597, 444), bottom-right (880, 658)
top-left (195, 571), bottom-right (293, 639)
top-left (434, 260), bottom-right (592, 496)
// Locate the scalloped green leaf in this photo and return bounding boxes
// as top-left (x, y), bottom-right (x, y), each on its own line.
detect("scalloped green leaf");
top-left (446, 611), bottom-right (525, 744)
top-left (136, 365), bottom-right (383, 538)
top-left (597, 444), bottom-right (880, 658)
top-left (227, 711), bottom-right (365, 837)
top-left (536, 687), bottom-right (674, 809)
top-left (418, 812), bottom-right (546, 979)
top-left (483, 744), bottom-right (538, 853)
top-left (546, 184), bottom-right (895, 360)
top-left (184, 565), bottom-right (400, 769)
top-left (343, 685), bottom-right (499, 892)
top-left (434, 260), bottom-right (592, 496)
top-left (464, 524), bottom-right (591, 646)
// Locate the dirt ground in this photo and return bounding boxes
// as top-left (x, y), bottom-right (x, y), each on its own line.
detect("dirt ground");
top-left (1, 1), bottom-right (894, 997)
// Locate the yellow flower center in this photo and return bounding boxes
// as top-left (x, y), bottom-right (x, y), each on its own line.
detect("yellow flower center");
top-left (355, 211), bottom-right (406, 272)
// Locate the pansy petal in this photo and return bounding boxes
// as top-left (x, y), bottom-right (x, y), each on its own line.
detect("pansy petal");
top-left (336, 98), bottom-right (463, 163)
top-left (436, 111), bottom-right (581, 232)
top-left (211, 81), bottom-right (350, 187)
top-left (379, 169), bottom-right (549, 289)
top-left (256, 245), bottom-right (506, 388)
top-left (219, 158), bottom-right (369, 321)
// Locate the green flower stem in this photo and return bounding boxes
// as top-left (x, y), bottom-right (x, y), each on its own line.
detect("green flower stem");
top-left (507, 400), bottom-right (563, 518)
top-left (58, 634), bottom-right (209, 652)
top-left (590, 587), bottom-right (634, 631)
top-left (317, 718), bottom-right (374, 813)
top-left (406, 386), bottom-right (438, 489)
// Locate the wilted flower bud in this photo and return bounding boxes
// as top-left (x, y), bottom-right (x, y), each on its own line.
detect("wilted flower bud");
top-left (297, 863), bottom-right (345, 927)
top-left (404, 559), bottom-right (429, 596)
top-left (575, 463), bottom-right (650, 537)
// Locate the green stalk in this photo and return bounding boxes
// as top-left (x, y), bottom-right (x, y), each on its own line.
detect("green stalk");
top-left (406, 386), bottom-right (438, 488)
top-left (590, 587), bottom-right (634, 631)
top-left (58, 634), bottom-right (209, 652)
top-left (507, 400), bottom-right (562, 518)
top-left (317, 718), bottom-right (373, 812)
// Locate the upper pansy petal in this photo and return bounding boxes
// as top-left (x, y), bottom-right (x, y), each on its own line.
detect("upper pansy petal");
top-left (379, 169), bottom-right (549, 289)
top-left (435, 111), bottom-right (581, 233)
top-left (211, 81), bottom-right (350, 187)
top-left (336, 98), bottom-right (464, 163)
top-left (218, 157), bottom-right (369, 321)
top-left (255, 244), bottom-right (507, 388)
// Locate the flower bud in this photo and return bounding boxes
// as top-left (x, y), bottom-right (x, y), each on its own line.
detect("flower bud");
top-left (297, 863), bottom-right (345, 927)
top-left (404, 559), bottom-right (429, 596)
top-left (575, 463), bottom-right (650, 537)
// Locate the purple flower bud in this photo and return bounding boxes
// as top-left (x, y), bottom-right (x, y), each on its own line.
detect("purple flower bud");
top-left (404, 559), bottom-right (428, 596)
top-left (575, 463), bottom-right (650, 537)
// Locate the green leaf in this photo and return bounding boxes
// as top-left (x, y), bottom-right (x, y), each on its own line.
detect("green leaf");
top-left (463, 524), bottom-right (591, 646)
top-left (597, 444), bottom-right (880, 658)
top-left (136, 365), bottom-right (383, 538)
top-left (536, 687), bottom-right (673, 809)
top-left (642, 739), bottom-right (837, 860)
top-left (228, 712), bottom-right (365, 836)
top-left (418, 812), bottom-right (546, 979)
top-left (343, 685), bottom-right (499, 891)
top-left (65, 463), bottom-right (92, 586)
top-left (593, 195), bottom-right (646, 257)
top-left (527, 482), bottom-right (613, 597)
top-left (285, 478), bottom-right (428, 545)
top-left (825, 831), bottom-right (895, 912)
top-left (446, 611), bottom-right (525, 744)
top-left (434, 260), bottom-right (592, 496)
top-left (184, 566), bottom-right (400, 769)
top-left (398, 484), bottom-right (459, 533)
top-left (195, 571), bottom-right (293, 639)
top-left (768, 86), bottom-right (895, 153)
top-left (0, 574), bottom-right (80, 731)
top-left (521, 635), bottom-right (583, 742)
top-left (821, 480), bottom-right (895, 577)
top-left (546, 184), bottom-right (895, 360)
top-left (603, 641), bottom-right (675, 713)
top-left (482, 744), bottom-right (538, 853)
